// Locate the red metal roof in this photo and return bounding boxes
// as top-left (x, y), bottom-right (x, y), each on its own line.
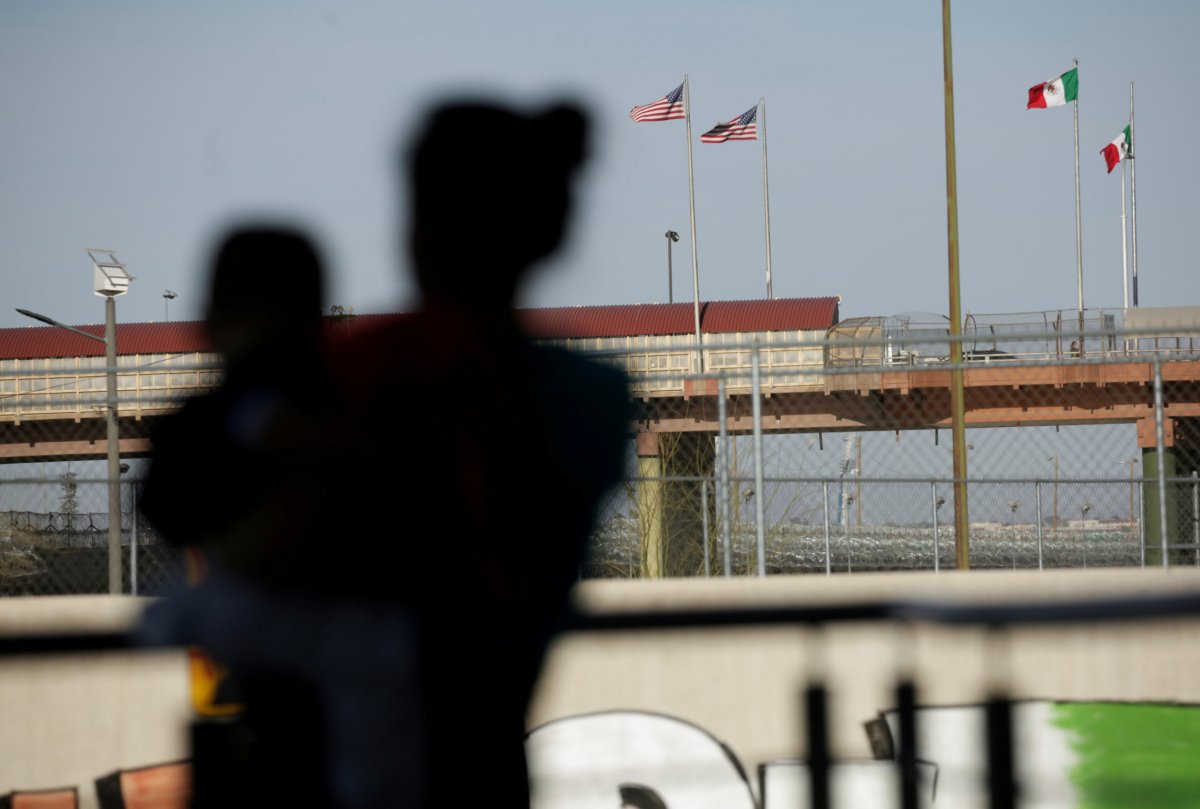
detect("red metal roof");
top-left (0, 297), bottom-right (840, 360)
top-left (519, 297), bottom-right (839, 338)
top-left (518, 303), bottom-right (701, 339)
top-left (703, 297), bottom-right (840, 334)
top-left (0, 321), bottom-right (211, 361)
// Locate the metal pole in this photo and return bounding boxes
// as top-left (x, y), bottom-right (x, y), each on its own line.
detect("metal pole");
top-left (751, 345), bottom-right (766, 576)
top-left (1129, 82), bottom-right (1139, 307)
top-left (1193, 470), bottom-right (1198, 566)
top-left (683, 75), bottom-right (704, 373)
top-left (931, 482), bottom-right (940, 573)
top-left (1139, 481), bottom-right (1146, 568)
top-left (666, 232), bottom-right (674, 304)
top-left (855, 436), bottom-right (863, 528)
top-left (1129, 459), bottom-right (1137, 538)
top-left (1053, 456), bottom-right (1059, 532)
top-left (130, 478), bottom-right (138, 596)
top-left (760, 97), bottom-right (774, 299)
top-left (1072, 57), bottom-right (1084, 330)
top-left (718, 378), bottom-right (733, 577)
top-left (942, 0), bottom-right (970, 569)
top-left (701, 479), bottom-right (711, 577)
top-left (822, 480), bottom-right (832, 575)
top-left (1120, 158), bottom-right (1129, 311)
top-left (1035, 481), bottom-right (1044, 570)
top-left (1153, 359), bottom-right (1169, 567)
top-left (105, 297), bottom-right (122, 594)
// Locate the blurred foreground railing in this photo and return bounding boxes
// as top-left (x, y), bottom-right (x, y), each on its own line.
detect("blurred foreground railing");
top-left (4, 587), bottom-right (1200, 809)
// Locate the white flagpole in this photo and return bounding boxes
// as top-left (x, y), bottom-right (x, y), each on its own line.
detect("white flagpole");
top-left (1120, 156), bottom-right (1129, 310)
top-left (684, 75), bottom-right (704, 372)
top-left (760, 97), bottom-right (774, 299)
top-left (1072, 58), bottom-right (1084, 338)
top-left (1129, 81), bottom-right (1139, 307)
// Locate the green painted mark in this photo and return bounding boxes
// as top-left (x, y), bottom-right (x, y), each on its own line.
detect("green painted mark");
top-left (1052, 702), bottom-right (1200, 809)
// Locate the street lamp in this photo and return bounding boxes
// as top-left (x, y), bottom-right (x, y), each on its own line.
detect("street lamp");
top-left (664, 230), bottom-right (680, 304)
top-left (17, 249), bottom-right (133, 595)
top-left (163, 290), bottom-right (177, 321)
top-left (90, 249), bottom-right (132, 595)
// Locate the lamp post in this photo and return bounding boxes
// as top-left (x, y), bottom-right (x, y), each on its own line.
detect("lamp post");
top-left (163, 290), bottom-right (177, 321)
top-left (17, 249), bottom-right (133, 595)
top-left (664, 230), bottom-right (679, 304)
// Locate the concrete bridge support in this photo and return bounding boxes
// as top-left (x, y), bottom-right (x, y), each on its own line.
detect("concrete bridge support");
top-left (1139, 417), bottom-right (1200, 565)
top-left (635, 432), bottom-right (716, 578)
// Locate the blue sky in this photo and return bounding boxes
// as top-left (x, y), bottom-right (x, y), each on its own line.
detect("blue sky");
top-left (2, 0), bottom-right (1197, 330)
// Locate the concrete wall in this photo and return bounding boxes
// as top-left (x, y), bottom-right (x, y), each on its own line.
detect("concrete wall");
top-left (0, 596), bottom-right (190, 809)
top-left (3, 569), bottom-right (1200, 804)
top-left (532, 568), bottom-right (1200, 776)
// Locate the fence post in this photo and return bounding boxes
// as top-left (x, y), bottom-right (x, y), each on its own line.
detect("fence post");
top-left (1154, 359), bottom-right (1170, 568)
top-left (931, 482), bottom-right (940, 573)
top-left (822, 481), bottom-right (832, 576)
top-left (717, 378), bottom-right (733, 577)
top-left (1035, 481), bottom-right (1044, 571)
top-left (751, 343), bottom-right (766, 577)
top-left (130, 480), bottom-right (138, 596)
top-left (1193, 470), bottom-right (1198, 566)
top-left (1139, 484), bottom-right (1146, 568)
top-left (700, 481), bottom-right (711, 578)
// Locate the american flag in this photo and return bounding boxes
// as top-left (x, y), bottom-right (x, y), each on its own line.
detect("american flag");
top-left (630, 82), bottom-right (686, 123)
top-left (700, 106), bottom-right (758, 143)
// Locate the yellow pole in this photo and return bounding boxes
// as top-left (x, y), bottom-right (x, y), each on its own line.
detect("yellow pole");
top-left (942, 0), bottom-right (970, 569)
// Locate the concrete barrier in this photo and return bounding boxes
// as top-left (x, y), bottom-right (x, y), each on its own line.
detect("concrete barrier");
top-left (0, 597), bottom-right (189, 809)
top-left (3, 568), bottom-right (1200, 805)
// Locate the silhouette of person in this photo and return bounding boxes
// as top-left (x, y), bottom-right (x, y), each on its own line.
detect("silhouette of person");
top-left (139, 226), bottom-right (355, 807)
top-left (333, 100), bottom-right (631, 808)
top-left (140, 225), bottom-right (337, 583)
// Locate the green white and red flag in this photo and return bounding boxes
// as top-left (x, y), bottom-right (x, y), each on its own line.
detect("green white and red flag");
top-left (1027, 67), bottom-right (1079, 109)
top-left (1101, 126), bottom-right (1131, 173)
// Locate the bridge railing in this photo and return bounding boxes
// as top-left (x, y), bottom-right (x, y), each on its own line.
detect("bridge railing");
top-left (2, 321), bottom-right (1199, 421)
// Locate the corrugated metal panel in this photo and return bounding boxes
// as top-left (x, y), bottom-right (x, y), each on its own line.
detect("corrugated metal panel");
top-left (703, 297), bottom-right (840, 333)
top-left (0, 321), bottom-right (211, 360)
top-left (518, 303), bottom-right (700, 338)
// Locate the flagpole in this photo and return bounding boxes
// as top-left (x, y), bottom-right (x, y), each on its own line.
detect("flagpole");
top-left (684, 75), bottom-right (704, 372)
top-left (1120, 152), bottom-right (1129, 311)
top-left (1129, 81), bottom-right (1139, 307)
top-left (1072, 57), bottom-right (1084, 346)
top-left (760, 97), bottom-right (774, 299)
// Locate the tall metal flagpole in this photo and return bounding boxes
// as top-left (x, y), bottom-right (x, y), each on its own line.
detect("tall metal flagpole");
top-left (1129, 81), bottom-right (1139, 307)
top-left (684, 75), bottom-right (704, 372)
top-left (1120, 147), bottom-right (1129, 310)
top-left (760, 97), bottom-right (774, 299)
top-left (1072, 57), bottom-right (1085, 346)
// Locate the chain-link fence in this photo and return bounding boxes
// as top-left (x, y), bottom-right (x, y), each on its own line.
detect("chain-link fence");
top-left (584, 320), bottom-right (1200, 578)
top-left (3, 318), bottom-right (1200, 592)
top-left (0, 477), bottom-right (185, 596)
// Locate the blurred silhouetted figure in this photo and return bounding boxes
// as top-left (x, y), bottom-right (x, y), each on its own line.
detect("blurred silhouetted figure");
top-left (334, 100), bottom-right (630, 807)
top-left (140, 226), bottom-right (347, 807)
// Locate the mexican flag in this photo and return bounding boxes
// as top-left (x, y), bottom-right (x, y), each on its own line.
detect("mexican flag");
top-left (1101, 126), bottom-right (1131, 173)
top-left (1027, 67), bottom-right (1079, 108)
